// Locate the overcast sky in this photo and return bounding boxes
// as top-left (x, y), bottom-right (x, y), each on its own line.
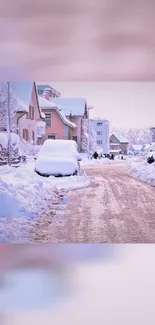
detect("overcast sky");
top-left (51, 82), bottom-right (155, 129)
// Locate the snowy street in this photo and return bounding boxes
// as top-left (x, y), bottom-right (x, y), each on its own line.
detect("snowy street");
top-left (29, 160), bottom-right (155, 243)
top-left (0, 155), bottom-right (155, 243)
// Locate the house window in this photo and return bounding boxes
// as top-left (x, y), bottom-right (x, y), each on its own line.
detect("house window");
top-left (32, 131), bottom-right (35, 142)
top-left (72, 136), bottom-right (77, 143)
top-left (97, 122), bottom-right (102, 126)
top-left (45, 114), bottom-right (51, 127)
top-left (23, 129), bottom-right (29, 141)
top-left (48, 134), bottom-right (55, 139)
top-left (97, 131), bottom-right (102, 135)
top-left (97, 140), bottom-right (102, 144)
top-left (29, 106), bottom-right (34, 120)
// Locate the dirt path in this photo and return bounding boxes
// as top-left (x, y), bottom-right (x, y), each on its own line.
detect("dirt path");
top-left (29, 163), bottom-right (155, 243)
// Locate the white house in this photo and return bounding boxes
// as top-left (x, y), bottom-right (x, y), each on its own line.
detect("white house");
top-left (91, 119), bottom-right (110, 154)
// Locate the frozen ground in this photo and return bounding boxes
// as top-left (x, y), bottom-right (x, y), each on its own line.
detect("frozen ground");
top-left (0, 159), bottom-right (90, 242)
top-left (29, 161), bottom-right (155, 243)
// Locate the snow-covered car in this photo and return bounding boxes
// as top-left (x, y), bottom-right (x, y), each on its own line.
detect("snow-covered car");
top-left (35, 139), bottom-right (82, 177)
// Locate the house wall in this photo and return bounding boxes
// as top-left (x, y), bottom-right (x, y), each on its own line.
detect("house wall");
top-left (110, 134), bottom-right (119, 144)
top-left (18, 84), bottom-right (43, 144)
top-left (92, 119), bottom-right (110, 153)
top-left (120, 143), bottom-right (128, 154)
top-left (42, 109), bottom-right (66, 141)
top-left (66, 116), bottom-right (82, 151)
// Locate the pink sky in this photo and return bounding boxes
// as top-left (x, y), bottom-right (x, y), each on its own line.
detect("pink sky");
top-left (51, 82), bottom-right (155, 129)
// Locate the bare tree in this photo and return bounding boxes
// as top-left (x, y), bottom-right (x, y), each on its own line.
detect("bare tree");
top-left (0, 82), bottom-right (17, 132)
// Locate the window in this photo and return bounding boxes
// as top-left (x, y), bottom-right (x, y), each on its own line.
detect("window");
top-left (97, 140), bottom-right (102, 144)
top-left (72, 136), bottom-right (77, 143)
top-left (23, 129), bottom-right (29, 141)
top-left (97, 131), bottom-right (102, 135)
top-left (45, 114), bottom-right (51, 127)
top-left (97, 122), bottom-right (102, 126)
top-left (29, 106), bottom-right (34, 120)
top-left (32, 131), bottom-right (35, 142)
top-left (48, 135), bottom-right (55, 139)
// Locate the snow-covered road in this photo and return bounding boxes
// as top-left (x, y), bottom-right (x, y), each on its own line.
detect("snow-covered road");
top-left (29, 162), bottom-right (155, 243)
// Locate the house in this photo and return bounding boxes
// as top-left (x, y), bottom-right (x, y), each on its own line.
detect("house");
top-left (38, 96), bottom-right (77, 143)
top-left (37, 84), bottom-right (61, 99)
top-left (91, 119), bottom-right (110, 154)
top-left (110, 132), bottom-right (129, 155)
top-left (129, 144), bottom-right (144, 155)
top-left (16, 82), bottom-right (45, 145)
top-left (150, 127), bottom-right (155, 143)
top-left (51, 98), bottom-right (88, 151)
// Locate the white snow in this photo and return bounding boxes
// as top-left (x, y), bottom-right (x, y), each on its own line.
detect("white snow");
top-left (111, 131), bottom-right (129, 143)
top-left (130, 160), bottom-right (155, 186)
top-left (149, 143), bottom-right (155, 151)
top-left (0, 160), bottom-right (90, 219)
top-left (147, 150), bottom-right (155, 159)
top-left (35, 156), bottom-right (79, 176)
top-left (0, 132), bottom-right (19, 149)
top-left (130, 144), bottom-right (143, 151)
top-left (51, 98), bottom-right (86, 116)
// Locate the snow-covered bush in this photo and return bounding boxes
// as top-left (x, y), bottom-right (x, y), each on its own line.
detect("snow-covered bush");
top-left (19, 140), bottom-right (42, 158)
top-left (0, 132), bottom-right (20, 166)
top-left (81, 119), bottom-right (97, 153)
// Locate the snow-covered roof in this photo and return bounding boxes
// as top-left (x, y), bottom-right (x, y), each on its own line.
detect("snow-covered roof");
top-left (131, 144), bottom-right (144, 151)
top-left (38, 96), bottom-right (58, 109)
top-left (38, 96), bottom-right (76, 129)
top-left (51, 98), bottom-right (87, 116)
top-left (111, 132), bottom-right (129, 143)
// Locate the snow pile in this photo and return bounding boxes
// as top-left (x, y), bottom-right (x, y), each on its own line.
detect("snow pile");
top-left (0, 161), bottom-right (91, 218)
top-left (80, 156), bottom-right (113, 167)
top-left (130, 161), bottom-right (155, 186)
top-left (0, 132), bottom-right (21, 166)
top-left (0, 132), bottom-right (19, 149)
top-left (147, 151), bottom-right (155, 159)
top-left (19, 140), bottom-right (42, 158)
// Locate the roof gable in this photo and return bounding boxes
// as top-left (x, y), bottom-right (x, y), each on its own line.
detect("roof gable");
top-left (38, 96), bottom-right (76, 128)
top-left (110, 132), bottom-right (129, 143)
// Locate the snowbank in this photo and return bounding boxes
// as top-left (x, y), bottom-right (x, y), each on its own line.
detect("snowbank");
top-left (0, 132), bottom-right (19, 149)
top-left (19, 140), bottom-right (41, 158)
top-left (130, 161), bottom-right (155, 186)
top-left (0, 161), bottom-right (91, 218)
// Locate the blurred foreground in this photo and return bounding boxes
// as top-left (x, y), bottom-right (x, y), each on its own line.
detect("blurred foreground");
top-left (0, 0), bottom-right (155, 80)
top-left (0, 245), bottom-right (155, 323)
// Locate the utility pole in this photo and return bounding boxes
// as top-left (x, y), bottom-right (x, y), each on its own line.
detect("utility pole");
top-left (7, 82), bottom-right (11, 166)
